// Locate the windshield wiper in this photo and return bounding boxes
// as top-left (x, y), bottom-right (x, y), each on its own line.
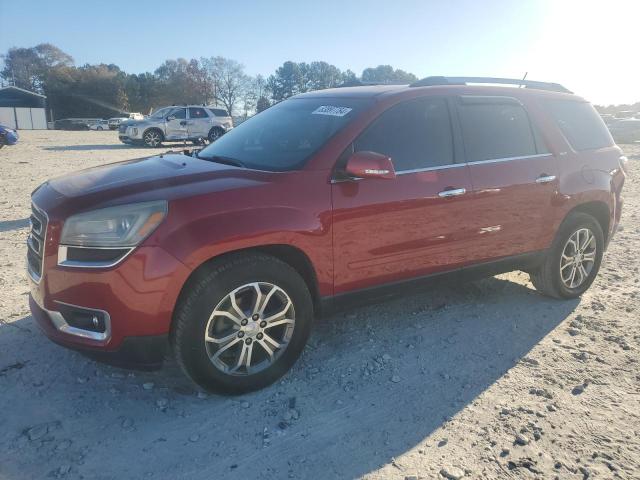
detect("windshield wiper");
top-left (197, 153), bottom-right (246, 168)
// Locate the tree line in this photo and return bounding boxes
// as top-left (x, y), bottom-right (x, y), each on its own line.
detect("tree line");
top-left (0, 43), bottom-right (418, 119)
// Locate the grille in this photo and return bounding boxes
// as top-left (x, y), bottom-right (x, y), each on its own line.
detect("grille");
top-left (27, 204), bottom-right (47, 282)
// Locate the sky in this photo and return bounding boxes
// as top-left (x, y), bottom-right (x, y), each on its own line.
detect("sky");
top-left (0, 0), bottom-right (637, 105)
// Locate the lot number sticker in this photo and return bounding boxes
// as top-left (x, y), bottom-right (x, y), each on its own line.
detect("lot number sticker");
top-left (312, 105), bottom-right (353, 117)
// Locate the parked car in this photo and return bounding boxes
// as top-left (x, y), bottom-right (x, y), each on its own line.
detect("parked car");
top-left (607, 118), bottom-right (640, 143)
top-left (54, 119), bottom-right (90, 130)
top-left (0, 124), bottom-right (19, 148)
top-left (118, 105), bottom-right (233, 147)
top-left (89, 120), bottom-right (110, 131)
top-left (28, 77), bottom-right (626, 394)
top-left (108, 117), bottom-right (129, 130)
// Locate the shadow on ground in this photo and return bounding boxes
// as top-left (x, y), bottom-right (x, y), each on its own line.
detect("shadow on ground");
top-left (0, 276), bottom-right (578, 479)
top-left (43, 144), bottom-right (135, 151)
top-left (0, 218), bottom-right (30, 233)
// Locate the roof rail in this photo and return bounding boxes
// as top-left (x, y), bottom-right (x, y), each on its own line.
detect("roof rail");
top-left (409, 76), bottom-right (572, 93)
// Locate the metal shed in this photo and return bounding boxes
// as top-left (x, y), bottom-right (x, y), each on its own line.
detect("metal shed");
top-left (0, 86), bottom-right (48, 130)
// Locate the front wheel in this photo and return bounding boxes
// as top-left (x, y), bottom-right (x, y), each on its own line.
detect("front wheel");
top-left (143, 129), bottom-right (164, 147)
top-left (172, 253), bottom-right (313, 394)
top-left (530, 212), bottom-right (604, 299)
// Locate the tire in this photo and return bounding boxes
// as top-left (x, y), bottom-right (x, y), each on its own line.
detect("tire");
top-left (529, 212), bottom-right (604, 299)
top-left (143, 129), bottom-right (164, 148)
top-left (97, 126), bottom-right (104, 131)
top-left (172, 253), bottom-right (313, 395)
top-left (208, 127), bottom-right (224, 143)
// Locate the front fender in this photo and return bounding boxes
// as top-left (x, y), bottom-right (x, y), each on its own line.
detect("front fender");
top-left (156, 183), bottom-right (333, 296)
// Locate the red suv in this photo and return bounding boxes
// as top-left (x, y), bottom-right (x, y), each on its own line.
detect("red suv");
top-left (28, 77), bottom-right (626, 394)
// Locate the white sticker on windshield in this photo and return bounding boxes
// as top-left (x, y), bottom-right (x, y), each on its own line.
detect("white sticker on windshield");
top-left (312, 105), bottom-right (353, 117)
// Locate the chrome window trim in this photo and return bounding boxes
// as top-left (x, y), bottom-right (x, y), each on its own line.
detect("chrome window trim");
top-left (57, 245), bottom-right (135, 269)
top-left (48, 301), bottom-right (111, 342)
top-left (395, 162), bottom-right (467, 175)
top-left (332, 152), bottom-right (554, 182)
top-left (465, 153), bottom-right (553, 166)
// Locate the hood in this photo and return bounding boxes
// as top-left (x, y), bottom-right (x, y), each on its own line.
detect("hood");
top-left (42, 154), bottom-right (268, 206)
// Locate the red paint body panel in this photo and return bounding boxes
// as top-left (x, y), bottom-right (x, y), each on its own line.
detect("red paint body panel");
top-left (332, 166), bottom-right (476, 293)
top-left (28, 83), bottom-right (625, 359)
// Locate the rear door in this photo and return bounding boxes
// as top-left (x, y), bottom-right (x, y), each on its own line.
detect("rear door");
top-left (331, 96), bottom-right (477, 294)
top-left (187, 107), bottom-right (211, 138)
top-left (165, 107), bottom-right (188, 140)
top-left (455, 95), bottom-right (558, 262)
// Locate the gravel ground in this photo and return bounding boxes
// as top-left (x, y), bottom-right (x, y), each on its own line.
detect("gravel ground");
top-left (0, 131), bottom-right (638, 480)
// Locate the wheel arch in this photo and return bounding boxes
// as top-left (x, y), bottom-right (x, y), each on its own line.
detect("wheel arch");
top-left (172, 244), bottom-right (321, 325)
top-left (564, 200), bottom-right (611, 244)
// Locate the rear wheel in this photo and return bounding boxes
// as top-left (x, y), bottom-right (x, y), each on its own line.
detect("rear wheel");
top-left (208, 127), bottom-right (224, 143)
top-left (530, 212), bottom-right (604, 299)
top-left (172, 253), bottom-right (313, 394)
top-left (143, 129), bottom-right (163, 147)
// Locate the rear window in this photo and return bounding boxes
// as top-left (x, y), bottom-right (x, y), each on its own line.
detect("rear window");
top-left (189, 107), bottom-right (209, 118)
top-left (543, 100), bottom-right (613, 151)
top-left (457, 97), bottom-right (537, 161)
top-left (211, 108), bottom-right (229, 117)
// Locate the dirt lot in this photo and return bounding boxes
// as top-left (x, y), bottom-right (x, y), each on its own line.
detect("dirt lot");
top-left (0, 131), bottom-right (638, 480)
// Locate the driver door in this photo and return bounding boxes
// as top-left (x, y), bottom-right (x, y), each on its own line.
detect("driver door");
top-left (332, 97), bottom-right (477, 294)
top-left (165, 107), bottom-right (188, 140)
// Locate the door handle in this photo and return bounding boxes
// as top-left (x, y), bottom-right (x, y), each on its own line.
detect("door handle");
top-left (535, 174), bottom-right (556, 184)
top-left (438, 187), bottom-right (466, 198)
top-left (180, 120), bottom-right (188, 126)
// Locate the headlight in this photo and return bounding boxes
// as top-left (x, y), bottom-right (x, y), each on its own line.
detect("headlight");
top-left (60, 201), bottom-right (167, 247)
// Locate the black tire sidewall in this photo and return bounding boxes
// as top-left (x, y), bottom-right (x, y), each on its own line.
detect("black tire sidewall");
top-left (175, 257), bottom-right (313, 394)
top-left (549, 213), bottom-right (604, 298)
top-left (208, 127), bottom-right (222, 143)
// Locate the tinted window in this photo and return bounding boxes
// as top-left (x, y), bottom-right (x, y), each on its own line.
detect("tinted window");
top-left (198, 98), bottom-right (370, 171)
top-left (189, 107), bottom-right (208, 119)
top-left (168, 108), bottom-right (186, 120)
top-left (543, 100), bottom-right (613, 151)
top-left (211, 108), bottom-right (229, 117)
top-left (354, 97), bottom-right (454, 171)
top-left (457, 98), bottom-right (537, 161)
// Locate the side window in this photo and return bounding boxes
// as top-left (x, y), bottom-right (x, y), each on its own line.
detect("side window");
top-left (189, 107), bottom-right (209, 119)
top-left (353, 97), bottom-right (454, 171)
top-left (168, 108), bottom-right (186, 120)
top-left (212, 108), bottom-right (229, 117)
top-left (542, 100), bottom-right (613, 151)
top-left (457, 98), bottom-right (537, 162)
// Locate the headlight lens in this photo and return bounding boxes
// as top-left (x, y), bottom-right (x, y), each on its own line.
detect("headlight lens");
top-left (60, 201), bottom-right (167, 247)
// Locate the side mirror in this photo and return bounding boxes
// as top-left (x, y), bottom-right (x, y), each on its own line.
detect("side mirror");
top-left (345, 151), bottom-right (396, 180)
top-left (166, 115), bottom-right (176, 121)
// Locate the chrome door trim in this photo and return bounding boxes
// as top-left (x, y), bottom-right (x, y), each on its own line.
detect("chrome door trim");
top-left (438, 188), bottom-right (466, 198)
top-left (535, 175), bottom-right (557, 184)
top-left (465, 153), bottom-right (553, 166)
top-left (395, 162), bottom-right (468, 175)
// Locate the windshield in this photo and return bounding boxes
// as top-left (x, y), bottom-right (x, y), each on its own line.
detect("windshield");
top-left (198, 97), bottom-right (371, 171)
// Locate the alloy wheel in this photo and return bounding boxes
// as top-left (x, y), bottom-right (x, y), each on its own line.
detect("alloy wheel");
top-left (144, 131), bottom-right (161, 147)
top-left (560, 227), bottom-right (597, 289)
top-left (204, 282), bottom-right (295, 376)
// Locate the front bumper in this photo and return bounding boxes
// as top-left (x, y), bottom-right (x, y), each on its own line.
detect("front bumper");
top-left (28, 207), bottom-right (192, 367)
top-left (31, 296), bottom-right (169, 369)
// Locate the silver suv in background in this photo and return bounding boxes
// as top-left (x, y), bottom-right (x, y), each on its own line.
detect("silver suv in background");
top-left (119, 106), bottom-right (233, 147)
